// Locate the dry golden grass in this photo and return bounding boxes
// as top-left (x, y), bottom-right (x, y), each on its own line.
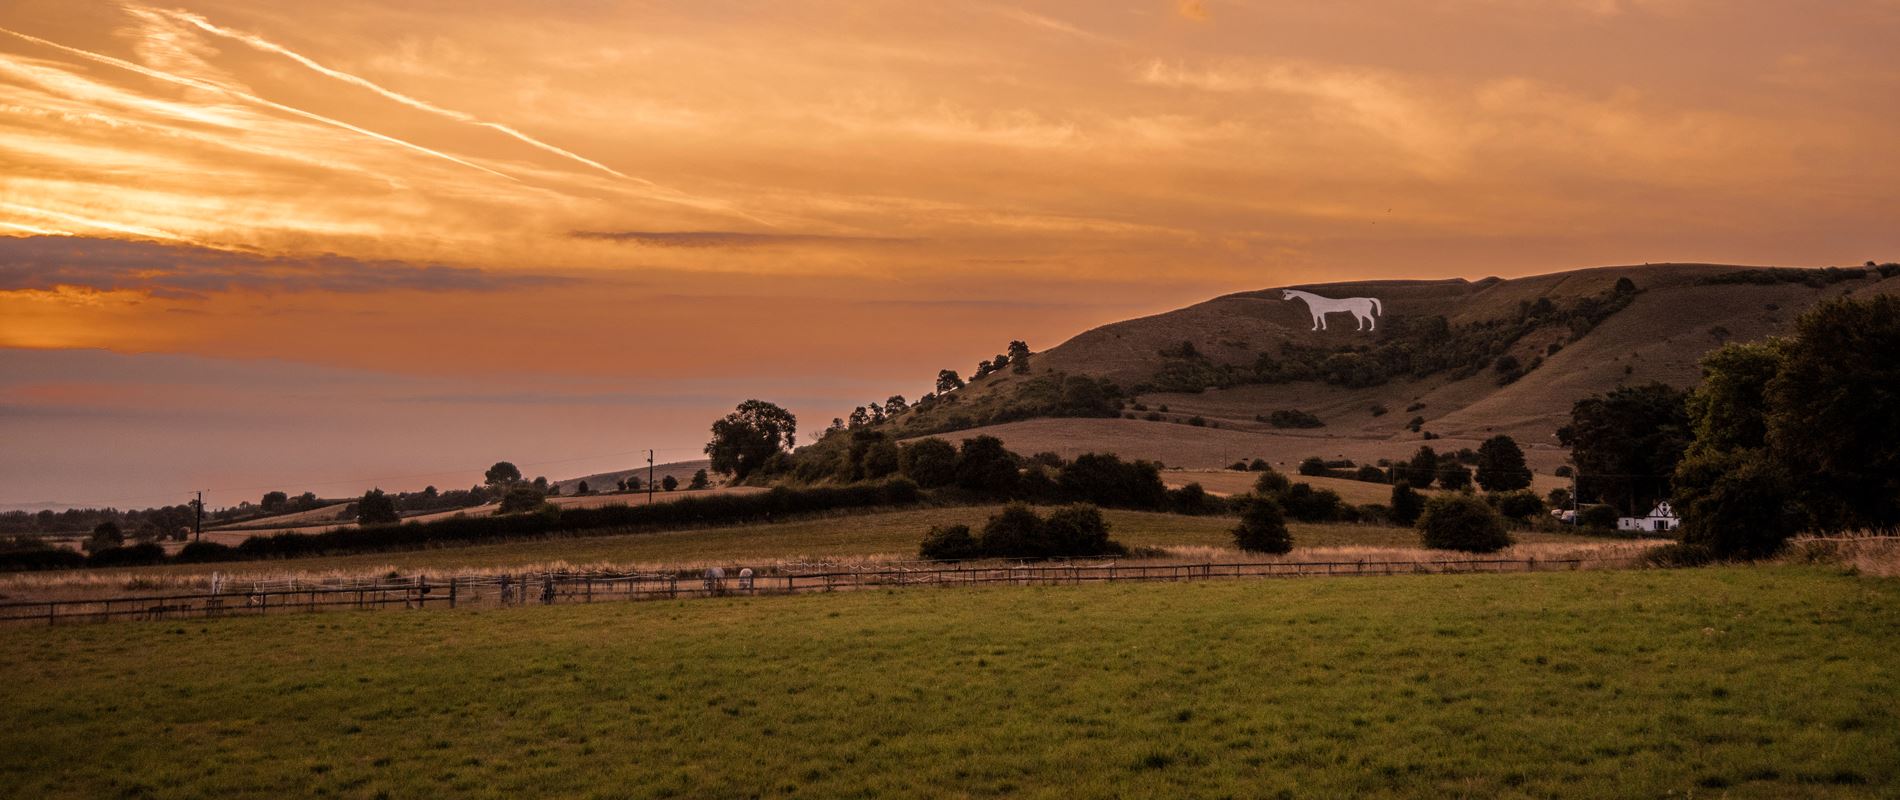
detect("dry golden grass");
top-left (1786, 536), bottom-right (1900, 578)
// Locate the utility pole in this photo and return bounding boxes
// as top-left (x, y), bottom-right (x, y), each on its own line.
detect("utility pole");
top-left (647, 450), bottom-right (655, 506)
top-left (193, 490), bottom-right (203, 542)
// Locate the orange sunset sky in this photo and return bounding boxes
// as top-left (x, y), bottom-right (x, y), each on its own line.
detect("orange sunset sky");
top-left (2, 0), bottom-right (1897, 508)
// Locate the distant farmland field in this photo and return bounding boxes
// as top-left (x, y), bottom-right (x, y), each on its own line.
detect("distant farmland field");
top-left (1, 567), bottom-right (1894, 798)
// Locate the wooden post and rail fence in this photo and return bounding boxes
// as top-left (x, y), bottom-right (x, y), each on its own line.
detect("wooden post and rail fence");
top-left (0, 554), bottom-right (1644, 626)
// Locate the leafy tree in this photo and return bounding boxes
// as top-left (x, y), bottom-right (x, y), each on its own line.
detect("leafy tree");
top-left (1546, 487), bottom-right (1573, 510)
top-left (1406, 446), bottom-right (1439, 489)
top-left (884, 395), bottom-right (909, 416)
top-left (977, 503), bottom-right (1044, 558)
top-left (532, 476), bottom-right (549, 492)
top-left (1613, 276), bottom-right (1637, 294)
top-left (1279, 483), bottom-right (1343, 522)
top-left (1578, 504), bottom-right (1618, 529)
top-left (706, 400), bottom-right (798, 481)
top-left (1417, 494), bottom-right (1512, 553)
top-left (1297, 457), bottom-right (1330, 477)
top-left (484, 462), bottom-right (522, 487)
top-left (1253, 468), bottom-right (1291, 497)
top-left (625, 475), bottom-right (642, 492)
top-left (1559, 383), bottom-right (1691, 514)
top-left (1765, 295), bottom-right (1900, 533)
top-left (1042, 504), bottom-right (1118, 555)
top-left (936, 369), bottom-right (965, 394)
top-left (688, 469), bottom-right (710, 490)
top-left (498, 485), bottom-right (546, 513)
top-left (954, 436), bottom-right (1019, 494)
top-left (1686, 341), bottom-right (1784, 455)
top-left (1674, 450), bottom-right (1800, 559)
top-left (1389, 483), bottom-right (1424, 526)
top-left (1008, 340), bottom-right (1032, 374)
top-left (356, 489), bottom-right (400, 525)
top-left (899, 438), bottom-right (959, 488)
top-left (1475, 435), bottom-right (1530, 491)
top-left (1056, 453), bottom-right (1166, 509)
top-left (82, 521), bottom-right (124, 553)
top-left (848, 431), bottom-right (901, 481)
top-left (1490, 490), bottom-right (1545, 520)
top-left (1435, 462), bottom-right (1472, 491)
top-left (1232, 497), bottom-right (1291, 554)
top-left (616, 479), bottom-right (628, 492)
top-left (848, 406), bottom-right (870, 428)
top-left (661, 475), bottom-right (679, 492)
top-left (260, 491), bottom-right (288, 512)
top-left (577, 480), bottom-right (591, 495)
top-left (867, 403), bottom-right (886, 424)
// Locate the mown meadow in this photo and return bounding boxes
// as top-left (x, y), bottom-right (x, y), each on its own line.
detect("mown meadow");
top-left (2, 566), bottom-right (1895, 798)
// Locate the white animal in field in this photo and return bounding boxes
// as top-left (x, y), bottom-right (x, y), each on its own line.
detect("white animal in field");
top-left (1281, 289), bottom-right (1383, 331)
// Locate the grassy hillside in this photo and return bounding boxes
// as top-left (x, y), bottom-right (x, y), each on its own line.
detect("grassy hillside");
top-left (885, 263), bottom-right (1899, 470)
top-left (3, 567), bottom-right (1894, 798)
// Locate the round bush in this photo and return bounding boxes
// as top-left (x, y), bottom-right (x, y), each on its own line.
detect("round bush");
top-left (918, 524), bottom-right (980, 561)
top-left (1232, 497), bottom-right (1292, 554)
top-left (1417, 494), bottom-right (1513, 553)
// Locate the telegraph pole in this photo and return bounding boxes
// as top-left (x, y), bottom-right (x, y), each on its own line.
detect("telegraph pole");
top-left (647, 450), bottom-right (655, 506)
top-left (193, 491), bottom-right (203, 542)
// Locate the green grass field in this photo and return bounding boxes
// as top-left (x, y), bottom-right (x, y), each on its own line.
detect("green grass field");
top-left (52, 506), bottom-right (1619, 582)
top-left (3, 566), bottom-right (1894, 798)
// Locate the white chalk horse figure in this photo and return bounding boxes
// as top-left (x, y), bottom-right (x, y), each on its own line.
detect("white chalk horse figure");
top-left (1282, 289), bottom-right (1383, 331)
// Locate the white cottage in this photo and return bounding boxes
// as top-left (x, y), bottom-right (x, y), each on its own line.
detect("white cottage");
top-left (1618, 501), bottom-right (1679, 533)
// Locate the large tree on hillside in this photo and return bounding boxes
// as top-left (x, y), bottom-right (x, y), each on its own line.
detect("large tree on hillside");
top-left (484, 461), bottom-right (522, 488)
top-left (1475, 435), bottom-right (1531, 492)
top-left (1008, 340), bottom-right (1032, 374)
top-left (1673, 341), bottom-right (1802, 557)
top-left (706, 400), bottom-right (798, 481)
top-left (1765, 295), bottom-right (1900, 533)
top-left (937, 369), bottom-right (965, 393)
top-left (356, 489), bottom-right (400, 525)
top-left (1559, 383), bottom-right (1691, 514)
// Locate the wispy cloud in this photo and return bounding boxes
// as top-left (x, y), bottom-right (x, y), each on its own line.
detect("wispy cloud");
top-left (0, 235), bottom-right (560, 297)
top-left (572, 231), bottom-right (914, 248)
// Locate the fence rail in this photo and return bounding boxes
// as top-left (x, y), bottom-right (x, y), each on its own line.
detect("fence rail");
top-left (0, 555), bottom-right (1642, 626)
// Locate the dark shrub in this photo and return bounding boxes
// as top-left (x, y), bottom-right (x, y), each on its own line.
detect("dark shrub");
top-left (1268, 409), bottom-right (1324, 428)
top-left (1354, 465), bottom-right (1386, 483)
top-left (1280, 483), bottom-right (1344, 522)
top-left (1674, 450), bottom-right (1802, 560)
top-left (1186, 416), bottom-right (1207, 427)
top-left (1232, 497), bottom-right (1291, 554)
top-left (1042, 504), bottom-right (1125, 557)
top-left (1435, 463), bottom-right (1472, 490)
top-left (1644, 542), bottom-right (1715, 568)
top-left (1253, 468), bottom-right (1291, 497)
top-left (899, 437), bottom-right (958, 488)
top-left (0, 541), bottom-right (87, 571)
top-left (1578, 504), bottom-right (1619, 530)
top-left (1490, 490), bottom-right (1545, 520)
top-left (498, 485), bottom-right (547, 514)
top-left (86, 542), bottom-right (167, 568)
top-left (918, 524), bottom-right (981, 561)
top-left (1389, 484), bottom-right (1425, 526)
top-left (1228, 461), bottom-right (1250, 471)
top-left (1554, 465), bottom-right (1574, 478)
top-left (1029, 451), bottom-right (1067, 468)
top-left (1168, 483), bottom-right (1211, 515)
top-left (1297, 457), bottom-right (1330, 477)
top-left (1417, 494), bottom-right (1512, 552)
top-left (1057, 453), bottom-right (1166, 509)
top-left (1248, 458), bottom-right (1270, 472)
top-left (1406, 446), bottom-right (1439, 488)
top-left (978, 503), bottom-right (1046, 558)
top-left (175, 540), bottom-right (239, 563)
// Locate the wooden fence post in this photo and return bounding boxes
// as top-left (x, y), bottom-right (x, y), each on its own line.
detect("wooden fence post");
top-left (449, 578), bottom-right (458, 609)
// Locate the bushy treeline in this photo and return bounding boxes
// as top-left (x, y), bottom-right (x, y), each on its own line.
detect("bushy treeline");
top-left (919, 503), bottom-right (1126, 561)
top-left (1, 503), bottom-right (206, 538)
top-left (1139, 284), bottom-right (1639, 393)
top-left (0, 481), bottom-right (925, 571)
top-left (1700, 265), bottom-right (1892, 287)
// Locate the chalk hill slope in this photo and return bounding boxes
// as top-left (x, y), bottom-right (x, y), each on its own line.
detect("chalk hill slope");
top-left (897, 263), bottom-right (1898, 471)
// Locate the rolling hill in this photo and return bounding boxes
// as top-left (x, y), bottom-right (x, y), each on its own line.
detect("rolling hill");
top-left (888, 262), bottom-right (1899, 472)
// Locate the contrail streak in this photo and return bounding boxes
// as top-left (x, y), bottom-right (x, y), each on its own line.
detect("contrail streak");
top-left (150, 6), bottom-right (650, 185)
top-left (0, 24), bottom-right (519, 181)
